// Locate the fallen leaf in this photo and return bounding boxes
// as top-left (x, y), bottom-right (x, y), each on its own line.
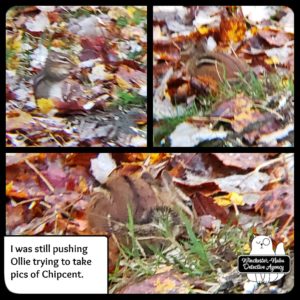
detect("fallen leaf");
top-left (6, 110), bottom-right (33, 131)
top-left (220, 12), bottom-right (247, 43)
top-left (255, 184), bottom-right (294, 224)
top-left (118, 271), bottom-right (191, 294)
top-left (212, 153), bottom-right (267, 170)
top-left (90, 153), bottom-right (117, 184)
top-left (25, 12), bottom-right (50, 32)
top-left (170, 122), bottom-right (228, 147)
top-left (214, 192), bottom-right (244, 207)
top-left (192, 192), bottom-right (229, 223)
top-left (258, 28), bottom-right (292, 47)
top-left (36, 98), bottom-right (55, 114)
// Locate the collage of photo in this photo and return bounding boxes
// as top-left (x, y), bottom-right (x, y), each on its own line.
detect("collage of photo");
top-left (4, 5), bottom-right (295, 295)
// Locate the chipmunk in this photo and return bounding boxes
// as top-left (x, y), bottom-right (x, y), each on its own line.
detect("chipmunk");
top-left (181, 40), bottom-right (251, 84)
top-left (186, 51), bottom-right (251, 84)
top-left (33, 50), bottom-right (76, 100)
top-left (87, 171), bottom-right (195, 248)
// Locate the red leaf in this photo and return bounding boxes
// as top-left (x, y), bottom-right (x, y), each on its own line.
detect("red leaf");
top-left (192, 192), bottom-right (229, 223)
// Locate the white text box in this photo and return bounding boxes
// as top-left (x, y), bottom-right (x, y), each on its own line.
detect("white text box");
top-left (5, 236), bottom-right (108, 294)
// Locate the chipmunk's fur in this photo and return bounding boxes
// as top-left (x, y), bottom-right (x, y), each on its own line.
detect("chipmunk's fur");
top-left (186, 52), bottom-right (250, 83)
top-left (33, 51), bottom-right (75, 99)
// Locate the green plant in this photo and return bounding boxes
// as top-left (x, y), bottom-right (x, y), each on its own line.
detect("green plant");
top-left (114, 90), bottom-right (145, 108)
top-left (126, 203), bottom-right (140, 257)
top-left (179, 210), bottom-right (209, 264)
top-left (153, 104), bottom-right (199, 146)
top-left (127, 50), bottom-right (143, 60)
top-left (109, 205), bottom-right (218, 292)
top-left (154, 70), bottom-right (294, 146)
top-left (132, 9), bottom-right (145, 25)
top-left (116, 16), bottom-right (128, 28)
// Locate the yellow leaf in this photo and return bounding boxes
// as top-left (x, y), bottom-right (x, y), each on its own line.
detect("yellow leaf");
top-left (214, 192), bottom-right (244, 207)
top-left (214, 196), bottom-right (231, 207)
top-left (36, 98), bottom-right (55, 114)
top-left (229, 192), bottom-right (244, 205)
top-left (6, 31), bottom-right (23, 69)
top-left (197, 26), bottom-right (209, 34)
top-left (280, 78), bottom-right (290, 88)
top-left (265, 56), bottom-right (280, 65)
top-left (220, 17), bottom-right (246, 43)
top-left (127, 7), bottom-right (136, 18)
top-left (154, 278), bottom-right (176, 293)
top-left (150, 153), bottom-right (170, 164)
top-left (164, 90), bottom-right (171, 101)
top-left (6, 31), bottom-right (22, 52)
top-left (250, 26), bottom-right (258, 35)
top-left (227, 23), bottom-right (245, 43)
top-left (78, 177), bottom-right (88, 193)
top-left (51, 39), bottom-right (66, 48)
top-left (155, 265), bottom-right (173, 274)
top-left (243, 243), bottom-right (251, 254)
top-left (6, 181), bottom-right (14, 194)
top-left (116, 76), bottom-right (131, 89)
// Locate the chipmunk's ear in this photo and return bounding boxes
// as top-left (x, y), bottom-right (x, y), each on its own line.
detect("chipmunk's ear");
top-left (180, 37), bottom-right (208, 60)
top-left (140, 170), bottom-right (174, 189)
top-left (160, 170), bottom-right (174, 188)
top-left (140, 171), bottom-right (156, 185)
top-left (196, 37), bottom-right (210, 52)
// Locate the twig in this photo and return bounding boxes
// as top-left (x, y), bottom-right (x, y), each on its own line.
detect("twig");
top-left (238, 72), bottom-right (253, 89)
top-left (276, 215), bottom-right (293, 238)
top-left (24, 195), bottom-right (82, 234)
top-left (154, 67), bottom-right (173, 103)
top-left (48, 132), bottom-right (64, 147)
top-left (238, 153), bottom-right (294, 186)
top-left (137, 236), bottom-right (169, 241)
top-left (230, 43), bottom-right (239, 60)
top-left (13, 197), bottom-right (43, 206)
top-left (251, 153), bottom-right (293, 173)
top-left (253, 103), bottom-right (284, 120)
top-left (25, 159), bottom-right (55, 192)
top-left (15, 131), bottom-right (37, 146)
top-left (189, 116), bottom-right (233, 125)
top-left (233, 203), bottom-right (239, 216)
top-left (214, 59), bottom-right (231, 89)
top-left (54, 209), bottom-right (59, 234)
top-left (111, 233), bottom-right (129, 260)
top-left (62, 194), bottom-right (83, 234)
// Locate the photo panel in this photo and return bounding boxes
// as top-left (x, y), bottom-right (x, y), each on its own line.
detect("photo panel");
top-left (3, 2), bottom-right (296, 296)
top-left (6, 6), bottom-right (147, 147)
top-left (5, 153), bottom-right (294, 294)
top-left (153, 6), bottom-right (294, 147)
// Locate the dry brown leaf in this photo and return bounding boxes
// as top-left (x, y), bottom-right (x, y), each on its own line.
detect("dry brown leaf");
top-left (118, 271), bottom-right (191, 294)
